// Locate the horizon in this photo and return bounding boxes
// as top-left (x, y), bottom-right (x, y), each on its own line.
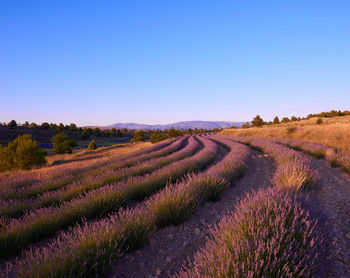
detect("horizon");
top-left (1, 1), bottom-right (349, 126)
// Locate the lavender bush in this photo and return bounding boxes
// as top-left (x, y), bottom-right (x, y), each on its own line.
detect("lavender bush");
top-left (0, 136), bottom-right (215, 257)
top-left (7, 136), bottom-right (250, 277)
top-left (176, 187), bottom-right (324, 278)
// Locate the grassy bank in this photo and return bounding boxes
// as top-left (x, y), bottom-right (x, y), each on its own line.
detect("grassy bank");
top-left (221, 115), bottom-right (350, 152)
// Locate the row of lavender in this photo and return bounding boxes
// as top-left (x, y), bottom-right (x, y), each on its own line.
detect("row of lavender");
top-left (177, 136), bottom-right (325, 277)
top-left (0, 136), bottom-right (215, 257)
top-left (0, 137), bottom-right (194, 218)
top-left (269, 137), bottom-right (350, 173)
top-left (6, 136), bottom-right (250, 277)
top-left (0, 137), bottom-right (182, 199)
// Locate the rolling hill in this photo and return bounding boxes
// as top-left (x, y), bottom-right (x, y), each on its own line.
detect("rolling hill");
top-left (107, 121), bottom-right (244, 130)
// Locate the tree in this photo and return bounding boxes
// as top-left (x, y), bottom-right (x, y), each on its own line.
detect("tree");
top-left (69, 123), bottom-right (78, 131)
top-left (51, 132), bottom-right (78, 154)
top-left (23, 121), bottom-right (30, 127)
top-left (273, 116), bottom-right (280, 124)
top-left (8, 120), bottom-right (17, 128)
top-left (116, 129), bottom-right (123, 137)
top-left (291, 116), bottom-right (298, 121)
top-left (251, 115), bottom-right (264, 127)
top-left (88, 139), bottom-right (98, 150)
top-left (81, 128), bottom-right (91, 139)
top-left (281, 117), bottom-right (290, 123)
top-left (0, 134), bottom-right (46, 171)
top-left (41, 122), bottom-right (50, 130)
top-left (168, 127), bottom-right (182, 138)
top-left (242, 122), bottom-right (251, 128)
top-left (150, 130), bottom-right (167, 143)
top-left (30, 122), bottom-right (38, 129)
top-left (130, 130), bottom-right (145, 143)
top-left (110, 128), bottom-right (117, 137)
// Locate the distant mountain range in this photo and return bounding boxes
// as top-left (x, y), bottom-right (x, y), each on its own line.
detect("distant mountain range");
top-left (104, 121), bottom-right (244, 130)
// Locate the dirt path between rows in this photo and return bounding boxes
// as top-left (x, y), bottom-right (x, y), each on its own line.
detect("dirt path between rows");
top-left (309, 158), bottom-right (350, 278)
top-left (107, 149), bottom-right (275, 278)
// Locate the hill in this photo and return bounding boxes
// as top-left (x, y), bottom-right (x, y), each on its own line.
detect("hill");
top-left (107, 121), bottom-right (244, 130)
top-left (221, 115), bottom-right (350, 152)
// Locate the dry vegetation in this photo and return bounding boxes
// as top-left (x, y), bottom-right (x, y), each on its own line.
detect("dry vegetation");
top-left (221, 115), bottom-right (350, 152)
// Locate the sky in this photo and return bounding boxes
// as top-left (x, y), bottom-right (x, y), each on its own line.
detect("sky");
top-left (0, 0), bottom-right (349, 126)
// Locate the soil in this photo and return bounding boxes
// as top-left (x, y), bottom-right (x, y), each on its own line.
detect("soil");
top-left (107, 150), bottom-right (275, 278)
top-left (309, 158), bottom-right (350, 278)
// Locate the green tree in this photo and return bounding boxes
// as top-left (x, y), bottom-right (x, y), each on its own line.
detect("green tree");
top-left (273, 116), bottom-right (280, 124)
top-left (41, 122), bottom-right (50, 130)
top-left (168, 127), bottom-right (182, 138)
top-left (51, 132), bottom-right (77, 154)
top-left (281, 117), bottom-right (290, 123)
top-left (150, 130), bottom-right (167, 143)
top-left (30, 122), bottom-right (38, 129)
top-left (88, 139), bottom-right (98, 150)
top-left (242, 122), bottom-right (251, 128)
top-left (69, 123), bottom-right (78, 131)
top-left (251, 115), bottom-right (264, 127)
top-left (8, 120), bottom-right (17, 128)
top-left (81, 128), bottom-right (91, 139)
top-left (23, 121), bottom-right (30, 127)
top-left (110, 128), bottom-right (117, 137)
top-left (0, 134), bottom-right (46, 171)
top-left (130, 130), bottom-right (145, 143)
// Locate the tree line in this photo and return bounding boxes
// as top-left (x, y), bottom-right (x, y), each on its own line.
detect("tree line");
top-left (241, 109), bottom-right (350, 128)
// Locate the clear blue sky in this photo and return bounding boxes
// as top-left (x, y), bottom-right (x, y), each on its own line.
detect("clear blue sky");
top-left (1, 0), bottom-right (349, 126)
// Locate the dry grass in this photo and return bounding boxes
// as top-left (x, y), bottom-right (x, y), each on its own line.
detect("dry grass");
top-left (222, 115), bottom-right (350, 152)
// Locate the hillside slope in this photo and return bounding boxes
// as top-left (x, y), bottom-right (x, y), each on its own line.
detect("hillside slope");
top-left (221, 115), bottom-right (350, 152)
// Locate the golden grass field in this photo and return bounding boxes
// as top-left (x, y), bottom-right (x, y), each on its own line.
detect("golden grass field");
top-left (221, 115), bottom-right (350, 152)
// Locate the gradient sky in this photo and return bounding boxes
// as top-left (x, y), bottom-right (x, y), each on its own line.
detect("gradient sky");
top-left (1, 0), bottom-right (349, 126)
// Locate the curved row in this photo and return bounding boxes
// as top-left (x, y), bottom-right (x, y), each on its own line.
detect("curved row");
top-left (0, 136), bottom-right (217, 257)
top-left (0, 137), bottom-right (192, 217)
top-left (269, 138), bottom-right (350, 173)
top-left (226, 136), bottom-right (318, 191)
top-left (176, 135), bottom-right (325, 277)
top-left (0, 138), bottom-right (176, 192)
top-left (8, 136), bottom-right (249, 277)
top-left (0, 137), bottom-right (184, 200)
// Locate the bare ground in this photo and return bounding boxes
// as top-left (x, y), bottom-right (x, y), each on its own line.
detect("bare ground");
top-left (309, 158), bottom-right (350, 278)
top-left (107, 150), bottom-right (275, 278)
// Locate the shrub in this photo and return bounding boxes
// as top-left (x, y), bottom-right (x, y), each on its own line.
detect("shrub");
top-left (88, 139), bottom-right (98, 150)
top-left (316, 118), bottom-right (323, 125)
top-left (130, 130), bottom-right (145, 143)
top-left (51, 132), bottom-right (78, 154)
top-left (0, 134), bottom-right (46, 171)
top-left (286, 126), bottom-right (297, 134)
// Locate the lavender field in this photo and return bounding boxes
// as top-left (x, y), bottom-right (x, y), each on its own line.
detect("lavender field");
top-left (1, 134), bottom-right (350, 278)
